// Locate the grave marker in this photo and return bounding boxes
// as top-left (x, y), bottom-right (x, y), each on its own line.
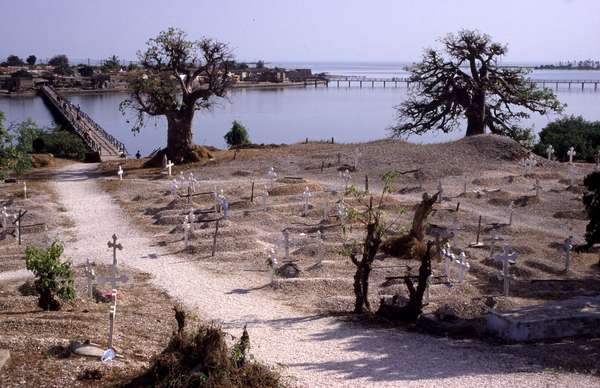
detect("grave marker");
top-left (454, 252), bottom-right (470, 284)
top-left (562, 235), bottom-right (574, 272)
top-left (117, 165), bottom-right (123, 181)
top-left (84, 258), bottom-right (96, 298)
top-left (302, 186), bottom-right (312, 216)
top-left (567, 146), bottom-right (576, 165)
top-left (469, 215), bottom-right (485, 247)
top-left (166, 160), bottom-right (174, 176)
top-left (268, 167), bottom-right (277, 189)
top-left (546, 145), bottom-right (555, 161)
top-left (340, 169), bottom-right (351, 191)
top-left (493, 245), bottom-right (518, 297)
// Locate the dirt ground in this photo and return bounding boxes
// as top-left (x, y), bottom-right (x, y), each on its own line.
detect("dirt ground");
top-left (97, 135), bottom-right (600, 373)
top-left (0, 163), bottom-right (179, 387)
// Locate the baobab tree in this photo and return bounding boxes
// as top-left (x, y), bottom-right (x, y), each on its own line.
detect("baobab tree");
top-left (391, 30), bottom-right (564, 140)
top-left (120, 28), bottom-right (233, 164)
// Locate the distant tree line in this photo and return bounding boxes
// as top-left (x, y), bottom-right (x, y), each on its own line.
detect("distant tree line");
top-left (537, 60), bottom-right (600, 70)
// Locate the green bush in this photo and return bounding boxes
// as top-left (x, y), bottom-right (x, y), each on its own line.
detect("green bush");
top-left (25, 241), bottom-right (75, 311)
top-left (583, 172), bottom-right (600, 249)
top-left (534, 116), bottom-right (600, 162)
top-left (40, 129), bottom-right (88, 160)
top-left (224, 120), bottom-right (251, 148)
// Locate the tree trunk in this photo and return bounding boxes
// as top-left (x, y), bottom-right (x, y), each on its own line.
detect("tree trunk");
top-left (353, 265), bottom-right (366, 313)
top-left (166, 109), bottom-right (199, 163)
top-left (465, 92), bottom-right (486, 136)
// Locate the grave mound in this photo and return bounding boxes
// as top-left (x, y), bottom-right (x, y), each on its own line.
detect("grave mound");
top-left (553, 210), bottom-right (587, 220)
top-left (268, 182), bottom-right (323, 196)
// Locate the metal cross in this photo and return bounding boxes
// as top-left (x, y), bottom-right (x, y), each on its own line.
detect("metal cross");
top-left (567, 146), bottom-right (576, 165)
top-left (493, 245), bottom-right (518, 297)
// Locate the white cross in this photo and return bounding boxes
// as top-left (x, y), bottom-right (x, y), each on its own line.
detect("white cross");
top-left (302, 186), bottom-right (312, 216)
top-left (183, 216), bottom-right (191, 248)
top-left (170, 179), bottom-right (179, 197)
top-left (267, 248), bottom-right (278, 283)
top-left (166, 160), bottom-right (174, 176)
top-left (562, 235), bottom-right (574, 272)
top-left (353, 148), bottom-right (362, 171)
top-left (493, 245), bottom-right (518, 297)
top-left (340, 169), bottom-right (352, 191)
top-left (437, 178), bottom-right (443, 203)
top-left (485, 229), bottom-right (504, 259)
top-left (261, 186), bottom-right (269, 211)
top-left (1, 206), bottom-right (8, 231)
top-left (454, 252), bottom-right (470, 284)
top-left (283, 229), bottom-right (290, 260)
top-left (188, 173), bottom-right (197, 193)
top-left (84, 258), bottom-right (96, 298)
top-left (546, 145), bottom-right (555, 161)
top-left (117, 165), bottom-right (123, 181)
top-left (567, 146), bottom-right (576, 165)
top-left (441, 242), bottom-right (455, 281)
top-left (268, 167), bottom-right (277, 188)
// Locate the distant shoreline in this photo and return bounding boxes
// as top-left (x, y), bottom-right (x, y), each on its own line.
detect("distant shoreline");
top-left (0, 80), bottom-right (328, 98)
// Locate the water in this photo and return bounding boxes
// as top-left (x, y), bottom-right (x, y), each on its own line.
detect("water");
top-left (1, 63), bottom-right (599, 155)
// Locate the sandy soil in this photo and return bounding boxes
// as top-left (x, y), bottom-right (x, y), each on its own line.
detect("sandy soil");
top-left (0, 166), bottom-right (179, 387)
top-left (43, 135), bottom-right (600, 386)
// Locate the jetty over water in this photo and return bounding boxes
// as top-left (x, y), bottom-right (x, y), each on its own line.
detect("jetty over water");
top-left (39, 85), bottom-right (127, 161)
top-left (322, 77), bottom-right (600, 91)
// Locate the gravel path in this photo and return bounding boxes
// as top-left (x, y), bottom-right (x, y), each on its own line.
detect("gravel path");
top-left (52, 163), bottom-right (598, 388)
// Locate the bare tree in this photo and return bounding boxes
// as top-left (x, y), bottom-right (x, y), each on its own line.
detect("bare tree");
top-left (120, 28), bottom-right (233, 164)
top-left (392, 30), bottom-right (564, 140)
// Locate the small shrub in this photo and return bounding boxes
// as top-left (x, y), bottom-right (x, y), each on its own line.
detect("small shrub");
top-left (583, 171), bottom-right (600, 250)
top-left (224, 120), bottom-right (251, 148)
top-left (41, 129), bottom-right (88, 160)
top-left (25, 241), bottom-right (75, 311)
top-left (534, 116), bottom-right (600, 162)
top-left (126, 308), bottom-right (280, 388)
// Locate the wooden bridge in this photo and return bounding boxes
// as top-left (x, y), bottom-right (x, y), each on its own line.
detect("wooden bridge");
top-left (39, 85), bottom-right (127, 161)
top-left (320, 77), bottom-right (600, 91)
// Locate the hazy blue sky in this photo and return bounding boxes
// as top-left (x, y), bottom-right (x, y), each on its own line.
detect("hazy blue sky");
top-left (1, 0), bottom-right (599, 63)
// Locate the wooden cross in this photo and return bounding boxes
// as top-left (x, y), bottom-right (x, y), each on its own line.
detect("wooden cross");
top-left (12, 209), bottom-right (27, 245)
top-left (166, 160), bottom-right (174, 176)
top-left (567, 146), bottom-right (576, 165)
top-left (469, 215), bottom-right (485, 247)
top-left (107, 234), bottom-right (123, 273)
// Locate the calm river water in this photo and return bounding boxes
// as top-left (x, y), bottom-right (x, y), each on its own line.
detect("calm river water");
top-left (1, 63), bottom-right (599, 154)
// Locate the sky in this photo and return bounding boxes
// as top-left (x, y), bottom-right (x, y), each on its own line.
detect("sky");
top-left (1, 0), bottom-right (599, 64)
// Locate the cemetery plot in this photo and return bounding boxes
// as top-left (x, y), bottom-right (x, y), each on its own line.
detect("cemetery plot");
top-left (97, 136), bottom-right (600, 339)
top-left (0, 265), bottom-right (177, 386)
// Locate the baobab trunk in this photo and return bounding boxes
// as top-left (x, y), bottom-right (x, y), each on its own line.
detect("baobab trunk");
top-left (465, 93), bottom-right (486, 136)
top-left (166, 109), bottom-right (199, 163)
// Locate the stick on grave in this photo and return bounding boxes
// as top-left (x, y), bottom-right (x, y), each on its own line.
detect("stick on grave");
top-left (365, 175), bottom-right (369, 193)
top-left (250, 181), bottom-right (255, 203)
top-left (211, 219), bottom-right (220, 257)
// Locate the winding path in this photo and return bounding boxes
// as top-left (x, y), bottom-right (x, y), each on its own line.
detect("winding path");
top-left (51, 163), bottom-right (597, 387)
